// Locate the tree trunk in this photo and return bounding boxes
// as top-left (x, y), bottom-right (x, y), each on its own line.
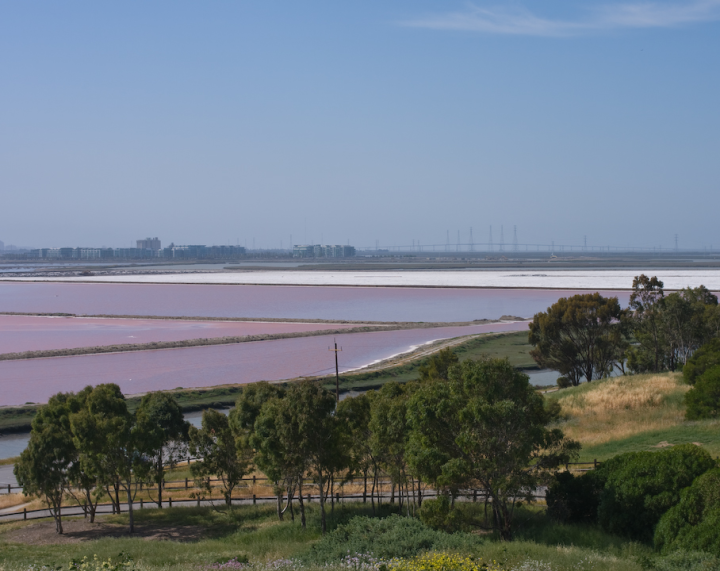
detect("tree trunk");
top-left (49, 495), bottom-right (63, 534)
top-left (126, 485), bottom-right (135, 534)
top-left (115, 480), bottom-right (121, 514)
top-left (363, 468), bottom-right (368, 503)
top-left (492, 496), bottom-right (512, 541)
top-left (276, 482), bottom-right (284, 521)
top-left (157, 450), bottom-right (163, 508)
top-left (297, 479), bottom-right (306, 529)
top-left (318, 471), bottom-right (327, 535)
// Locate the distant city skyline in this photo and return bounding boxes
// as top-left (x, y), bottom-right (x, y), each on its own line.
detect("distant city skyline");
top-left (1, 2), bottom-right (718, 249)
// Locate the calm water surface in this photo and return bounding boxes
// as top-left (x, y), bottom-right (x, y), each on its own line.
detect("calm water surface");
top-left (0, 282), bottom-right (630, 321)
top-left (0, 315), bottom-right (360, 354)
top-left (0, 322), bottom-right (529, 406)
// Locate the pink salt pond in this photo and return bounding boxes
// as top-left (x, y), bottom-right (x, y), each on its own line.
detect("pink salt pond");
top-left (0, 321), bottom-right (530, 406)
top-left (0, 315), bottom-right (362, 354)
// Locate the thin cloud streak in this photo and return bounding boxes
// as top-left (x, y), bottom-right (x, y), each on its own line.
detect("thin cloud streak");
top-left (402, 0), bottom-right (720, 36)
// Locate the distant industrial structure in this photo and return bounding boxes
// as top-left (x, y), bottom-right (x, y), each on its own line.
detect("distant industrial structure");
top-left (293, 244), bottom-right (356, 258)
top-left (136, 237), bottom-right (161, 251)
top-left (27, 239), bottom-right (246, 260)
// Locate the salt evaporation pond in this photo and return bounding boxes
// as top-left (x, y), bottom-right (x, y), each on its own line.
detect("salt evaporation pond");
top-left (0, 282), bottom-right (631, 322)
top-left (6, 269), bottom-right (720, 289)
top-left (0, 315), bottom-right (362, 354)
top-left (0, 321), bottom-right (529, 406)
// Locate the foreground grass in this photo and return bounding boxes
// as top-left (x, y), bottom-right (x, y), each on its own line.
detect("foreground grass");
top-left (547, 372), bottom-right (720, 461)
top-left (0, 502), bottom-right (653, 571)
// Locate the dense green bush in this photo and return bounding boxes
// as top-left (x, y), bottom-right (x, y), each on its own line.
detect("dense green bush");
top-left (546, 470), bottom-right (604, 524)
top-left (685, 366), bottom-right (720, 420)
top-left (418, 495), bottom-right (467, 532)
top-left (654, 468), bottom-right (720, 557)
top-left (642, 550), bottom-right (720, 571)
top-left (597, 444), bottom-right (716, 542)
top-left (302, 514), bottom-right (480, 563)
top-left (683, 339), bottom-right (720, 386)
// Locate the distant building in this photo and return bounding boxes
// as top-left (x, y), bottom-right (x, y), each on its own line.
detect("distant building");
top-left (137, 237), bottom-right (161, 251)
top-left (293, 244), bottom-right (355, 258)
top-left (163, 244), bottom-right (246, 259)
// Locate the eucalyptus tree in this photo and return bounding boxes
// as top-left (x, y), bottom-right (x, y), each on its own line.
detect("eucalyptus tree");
top-left (529, 293), bottom-right (626, 385)
top-left (189, 409), bottom-right (250, 507)
top-left (70, 383), bottom-right (145, 533)
top-left (337, 392), bottom-right (374, 505)
top-left (14, 393), bottom-right (77, 534)
top-left (663, 286), bottom-right (719, 366)
top-left (369, 382), bottom-right (417, 513)
top-left (406, 358), bottom-right (579, 540)
top-left (134, 392), bottom-right (189, 508)
top-left (230, 382), bottom-right (288, 518)
top-left (627, 275), bottom-right (667, 373)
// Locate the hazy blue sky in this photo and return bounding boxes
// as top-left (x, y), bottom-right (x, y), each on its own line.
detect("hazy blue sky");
top-left (1, 1), bottom-right (718, 250)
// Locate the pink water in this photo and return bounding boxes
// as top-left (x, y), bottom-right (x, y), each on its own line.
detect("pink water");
top-left (0, 315), bottom-right (361, 354)
top-left (0, 321), bottom-right (529, 405)
top-left (0, 282), bottom-right (631, 322)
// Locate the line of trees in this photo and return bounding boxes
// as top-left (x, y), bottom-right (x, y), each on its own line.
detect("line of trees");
top-left (529, 275), bottom-right (720, 386)
top-left (15, 386), bottom-right (188, 534)
top-left (16, 352), bottom-right (578, 540)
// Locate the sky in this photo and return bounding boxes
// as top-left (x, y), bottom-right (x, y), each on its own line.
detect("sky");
top-left (1, 1), bottom-right (719, 251)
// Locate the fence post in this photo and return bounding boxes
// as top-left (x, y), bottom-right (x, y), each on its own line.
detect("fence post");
top-left (197, 497), bottom-right (200, 507)
top-left (23, 508), bottom-right (27, 520)
top-left (336, 492), bottom-right (339, 504)
top-left (169, 497), bottom-right (172, 508)
top-left (253, 494), bottom-right (256, 505)
top-left (473, 490), bottom-right (477, 502)
top-left (7, 484), bottom-right (10, 494)
top-left (307, 493), bottom-right (311, 503)
top-left (140, 498), bottom-right (143, 509)
top-left (185, 478), bottom-right (188, 489)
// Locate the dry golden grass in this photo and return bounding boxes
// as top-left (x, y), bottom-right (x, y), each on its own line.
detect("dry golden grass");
top-left (0, 493), bottom-right (27, 510)
top-left (552, 373), bottom-right (689, 448)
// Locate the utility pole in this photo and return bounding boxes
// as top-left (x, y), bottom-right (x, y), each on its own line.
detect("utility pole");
top-left (469, 227), bottom-right (474, 252)
top-left (329, 339), bottom-right (342, 403)
top-left (513, 226), bottom-right (518, 252)
top-left (499, 226), bottom-right (504, 252)
top-left (489, 226), bottom-right (493, 252)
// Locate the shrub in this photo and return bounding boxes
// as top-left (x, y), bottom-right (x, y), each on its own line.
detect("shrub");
top-left (655, 468), bottom-right (720, 557)
top-left (597, 444), bottom-right (716, 542)
top-left (418, 496), bottom-right (467, 532)
top-left (302, 515), bottom-right (480, 563)
top-left (683, 339), bottom-right (720, 386)
top-left (642, 550), bottom-right (720, 571)
top-left (685, 366), bottom-right (720, 420)
top-left (546, 470), bottom-right (604, 524)
top-left (556, 376), bottom-right (572, 389)
top-left (389, 552), bottom-right (505, 571)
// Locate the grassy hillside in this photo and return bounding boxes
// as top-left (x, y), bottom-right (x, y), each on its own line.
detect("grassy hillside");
top-left (547, 372), bottom-right (720, 461)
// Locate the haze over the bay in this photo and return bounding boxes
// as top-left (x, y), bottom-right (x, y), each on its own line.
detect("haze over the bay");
top-left (1, 1), bottom-right (718, 250)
